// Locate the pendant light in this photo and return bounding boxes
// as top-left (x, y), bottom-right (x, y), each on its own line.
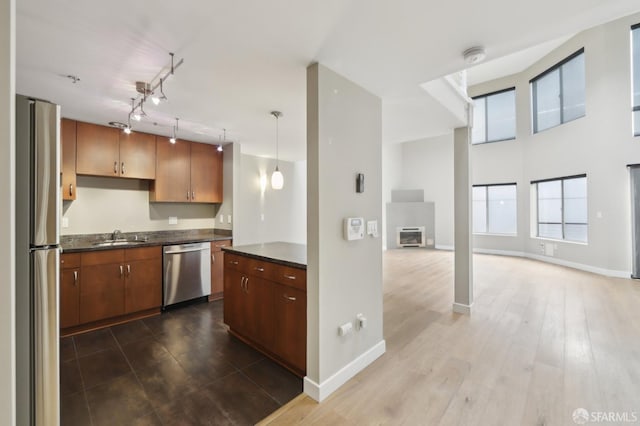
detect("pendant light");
top-left (270, 111), bottom-right (284, 190)
top-left (169, 118), bottom-right (179, 144)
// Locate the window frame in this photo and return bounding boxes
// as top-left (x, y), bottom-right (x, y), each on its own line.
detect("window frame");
top-left (471, 87), bottom-right (516, 144)
top-left (530, 48), bottom-right (585, 134)
top-left (472, 182), bottom-right (518, 235)
top-left (631, 24), bottom-right (640, 136)
top-left (532, 174), bottom-right (588, 242)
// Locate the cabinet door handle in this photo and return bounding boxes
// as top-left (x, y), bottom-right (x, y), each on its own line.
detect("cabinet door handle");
top-left (187, 191), bottom-right (190, 200)
top-left (283, 294), bottom-right (296, 302)
top-left (114, 161), bottom-right (118, 174)
top-left (245, 277), bottom-right (249, 293)
top-left (212, 254), bottom-right (215, 263)
top-left (119, 265), bottom-right (124, 278)
top-left (126, 264), bottom-right (131, 276)
top-left (284, 274), bottom-right (296, 280)
top-left (240, 276), bottom-right (246, 292)
top-left (121, 162), bottom-right (125, 175)
top-left (73, 271), bottom-right (78, 286)
top-left (69, 183), bottom-right (73, 196)
top-left (192, 191), bottom-right (195, 200)
top-left (230, 260), bottom-right (239, 265)
top-left (254, 267), bottom-right (264, 272)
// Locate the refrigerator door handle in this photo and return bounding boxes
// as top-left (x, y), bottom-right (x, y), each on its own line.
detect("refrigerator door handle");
top-left (32, 248), bottom-right (60, 426)
top-left (32, 101), bottom-right (60, 247)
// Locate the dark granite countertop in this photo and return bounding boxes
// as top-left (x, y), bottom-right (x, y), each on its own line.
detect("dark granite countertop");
top-left (222, 242), bottom-right (306, 269)
top-left (61, 229), bottom-right (232, 253)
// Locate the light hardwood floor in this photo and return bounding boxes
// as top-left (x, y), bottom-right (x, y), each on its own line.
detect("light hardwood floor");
top-left (259, 250), bottom-right (640, 425)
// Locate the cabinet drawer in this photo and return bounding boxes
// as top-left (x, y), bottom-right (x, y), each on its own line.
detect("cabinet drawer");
top-left (212, 239), bottom-right (231, 251)
top-left (125, 246), bottom-right (161, 261)
top-left (269, 264), bottom-right (306, 290)
top-left (225, 253), bottom-right (251, 271)
top-left (81, 249), bottom-right (124, 266)
top-left (60, 253), bottom-right (81, 269)
top-left (247, 258), bottom-right (273, 279)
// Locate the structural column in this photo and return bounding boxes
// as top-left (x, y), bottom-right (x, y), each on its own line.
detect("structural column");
top-left (453, 126), bottom-right (473, 314)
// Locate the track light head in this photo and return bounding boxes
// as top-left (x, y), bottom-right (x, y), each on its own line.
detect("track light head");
top-left (217, 145), bottom-right (223, 152)
top-left (169, 137), bottom-right (176, 144)
top-left (124, 127), bottom-right (132, 135)
top-left (151, 96), bottom-right (161, 106)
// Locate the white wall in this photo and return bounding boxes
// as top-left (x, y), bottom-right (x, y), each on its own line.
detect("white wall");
top-left (381, 142), bottom-right (402, 249)
top-left (306, 63), bottom-right (385, 401)
top-left (400, 134), bottom-right (455, 249)
top-left (0, 0), bottom-right (16, 423)
top-left (232, 152), bottom-right (306, 246)
top-left (388, 12), bottom-right (640, 276)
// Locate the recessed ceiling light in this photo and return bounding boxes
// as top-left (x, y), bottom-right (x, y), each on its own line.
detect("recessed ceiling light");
top-left (463, 46), bottom-right (486, 65)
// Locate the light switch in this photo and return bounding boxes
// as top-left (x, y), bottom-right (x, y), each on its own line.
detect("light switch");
top-left (228, 215), bottom-right (232, 224)
top-left (219, 215), bottom-right (224, 224)
top-left (168, 216), bottom-right (178, 225)
top-left (367, 220), bottom-right (378, 238)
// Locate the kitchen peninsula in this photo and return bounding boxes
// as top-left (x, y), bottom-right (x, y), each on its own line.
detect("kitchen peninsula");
top-left (222, 242), bottom-right (307, 376)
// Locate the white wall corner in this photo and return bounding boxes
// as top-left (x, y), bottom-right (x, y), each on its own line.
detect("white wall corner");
top-left (303, 340), bottom-right (386, 402)
top-left (452, 302), bottom-right (472, 315)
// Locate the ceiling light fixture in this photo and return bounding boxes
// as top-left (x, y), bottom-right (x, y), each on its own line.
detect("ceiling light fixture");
top-left (151, 77), bottom-right (168, 106)
top-left (463, 46), bottom-right (486, 65)
top-left (270, 111), bottom-right (284, 190)
top-left (114, 52), bottom-right (184, 138)
top-left (169, 118), bottom-right (179, 144)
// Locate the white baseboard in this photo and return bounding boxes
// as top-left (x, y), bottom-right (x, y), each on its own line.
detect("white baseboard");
top-left (433, 246), bottom-right (630, 279)
top-left (303, 340), bottom-right (386, 402)
top-left (473, 248), bottom-right (526, 257)
top-left (452, 302), bottom-right (472, 315)
top-left (526, 253), bottom-right (630, 279)
top-left (435, 244), bottom-right (454, 251)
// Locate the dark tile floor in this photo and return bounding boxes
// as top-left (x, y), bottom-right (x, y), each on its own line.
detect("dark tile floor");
top-left (60, 300), bottom-right (302, 426)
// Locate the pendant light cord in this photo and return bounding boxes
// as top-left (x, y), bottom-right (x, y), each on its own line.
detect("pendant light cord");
top-left (275, 115), bottom-right (279, 167)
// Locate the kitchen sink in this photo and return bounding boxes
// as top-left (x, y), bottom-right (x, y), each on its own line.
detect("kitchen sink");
top-left (92, 240), bottom-right (146, 247)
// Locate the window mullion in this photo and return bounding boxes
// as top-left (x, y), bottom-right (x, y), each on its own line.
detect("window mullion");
top-left (561, 179), bottom-right (565, 240)
top-left (485, 186), bottom-right (490, 233)
top-left (484, 97), bottom-right (489, 143)
top-left (559, 66), bottom-right (564, 125)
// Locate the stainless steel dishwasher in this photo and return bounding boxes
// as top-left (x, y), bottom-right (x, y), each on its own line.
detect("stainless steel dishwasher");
top-left (163, 242), bottom-right (211, 307)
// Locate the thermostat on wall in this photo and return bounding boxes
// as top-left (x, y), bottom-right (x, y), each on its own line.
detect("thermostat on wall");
top-left (344, 217), bottom-right (365, 241)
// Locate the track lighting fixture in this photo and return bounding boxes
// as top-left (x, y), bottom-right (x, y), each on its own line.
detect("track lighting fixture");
top-left (217, 145), bottom-right (223, 152)
top-left (114, 52), bottom-right (184, 138)
top-left (270, 111), bottom-right (284, 190)
top-left (169, 118), bottom-right (179, 144)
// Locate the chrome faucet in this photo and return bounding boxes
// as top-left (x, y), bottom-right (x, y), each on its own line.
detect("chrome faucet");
top-left (111, 229), bottom-right (122, 240)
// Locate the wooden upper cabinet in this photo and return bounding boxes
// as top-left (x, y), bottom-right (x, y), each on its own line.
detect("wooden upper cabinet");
top-left (76, 122), bottom-right (120, 177)
top-left (190, 142), bottom-right (221, 203)
top-left (118, 132), bottom-right (156, 179)
top-left (150, 138), bottom-right (191, 202)
top-left (151, 139), bottom-right (223, 203)
top-left (60, 118), bottom-right (77, 201)
top-left (76, 121), bottom-right (156, 179)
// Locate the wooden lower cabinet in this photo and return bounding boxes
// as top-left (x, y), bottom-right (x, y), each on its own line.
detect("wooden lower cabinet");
top-left (223, 253), bottom-right (306, 376)
top-left (273, 284), bottom-right (306, 373)
top-left (210, 239), bottom-right (231, 301)
top-left (60, 254), bottom-right (80, 328)
top-left (61, 246), bottom-right (162, 335)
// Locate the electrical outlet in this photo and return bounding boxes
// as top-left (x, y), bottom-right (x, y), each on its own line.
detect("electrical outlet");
top-left (219, 215), bottom-right (224, 224)
top-left (168, 216), bottom-right (178, 225)
top-left (228, 215), bottom-right (232, 224)
top-left (61, 217), bottom-right (69, 228)
top-left (356, 313), bottom-right (367, 330)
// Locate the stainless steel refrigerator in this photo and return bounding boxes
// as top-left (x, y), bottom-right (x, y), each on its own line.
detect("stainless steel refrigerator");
top-left (15, 95), bottom-right (60, 426)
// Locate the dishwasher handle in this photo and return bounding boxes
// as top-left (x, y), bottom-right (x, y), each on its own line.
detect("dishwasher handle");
top-left (164, 247), bottom-right (208, 255)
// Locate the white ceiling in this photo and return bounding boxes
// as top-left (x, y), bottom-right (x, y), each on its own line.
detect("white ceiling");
top-left (16, 0), bottom-right (640, 160)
